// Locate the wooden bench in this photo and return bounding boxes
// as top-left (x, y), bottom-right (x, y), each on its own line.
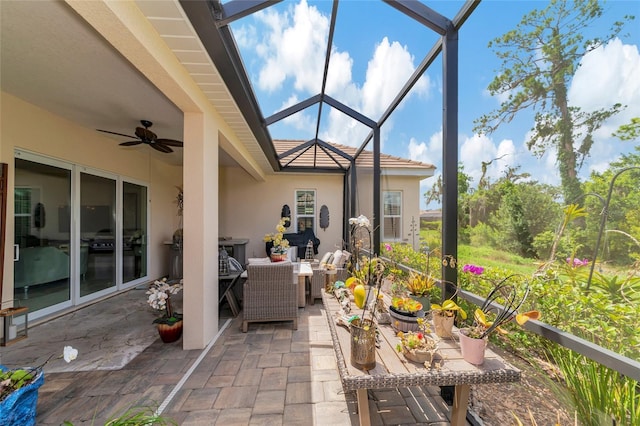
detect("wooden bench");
top-left (322, 291), bottom-right (521, 426)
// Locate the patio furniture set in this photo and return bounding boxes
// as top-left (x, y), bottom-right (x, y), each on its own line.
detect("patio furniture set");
top-left (236, 249), bottom-right (350, 332)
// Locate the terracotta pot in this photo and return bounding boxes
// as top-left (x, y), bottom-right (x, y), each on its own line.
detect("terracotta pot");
top-left (433, 313), bottom-right (455, 339)
top-left (157, 320), bottom-right (183, 343)
top-left (459, 328), bottom-right (487, 365)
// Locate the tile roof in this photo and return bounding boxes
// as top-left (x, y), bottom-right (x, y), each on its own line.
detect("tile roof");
top-left (273, 139), bottom-right (436, 175)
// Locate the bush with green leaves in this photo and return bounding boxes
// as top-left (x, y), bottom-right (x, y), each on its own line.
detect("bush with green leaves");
top-left (548, 345), bottom-right (639, 426)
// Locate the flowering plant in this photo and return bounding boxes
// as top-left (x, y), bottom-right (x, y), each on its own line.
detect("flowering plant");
top-left (263, 218), bottom-right (290, 255)
top-left (395, 317), bottom-right (438, 366)
top-left (431, 298), bottom-right (467, 319)
top-left (462, 264), bottom-right (485, 275)
top-left (390, 297), bottom-right (423, 314)
top-left (146, 278), bottom-right (183, 325)
top-left (0, 346), bottom-right (77, 402)
top-left (463, 276), bottom-right (540, 339)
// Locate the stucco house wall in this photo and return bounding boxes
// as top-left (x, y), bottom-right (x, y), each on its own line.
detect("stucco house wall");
top-left (351, 172), bottom-right (425, 250)
top-left (219, 166), bottom-right (345, 260)
top-left (220, 165), bottom-right (426, 259)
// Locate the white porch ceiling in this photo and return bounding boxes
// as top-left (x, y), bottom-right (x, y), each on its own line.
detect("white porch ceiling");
top-left (0, 0), bottom-right (266, 170)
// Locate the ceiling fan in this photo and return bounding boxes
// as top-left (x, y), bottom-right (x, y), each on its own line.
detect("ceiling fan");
top-left (97, 120), bottom-right (183, 153)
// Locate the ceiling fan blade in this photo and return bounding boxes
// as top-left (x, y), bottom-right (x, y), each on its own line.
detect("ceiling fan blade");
top-left (151, 143), bottom-right (173, 153)
top-left (119, 141), bottom-right (143, 146)
top-left (156, 138), bottom-right (183, 147)
top-left (135, 127), bottom-right (157, 141)
top-left (97, 129), bottom-right (137, 139)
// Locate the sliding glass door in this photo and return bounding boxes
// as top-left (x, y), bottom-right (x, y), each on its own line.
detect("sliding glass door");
top-left (14, 151), bottom-right (149, 318)
top-left (14, 156), bottom-right (72, 315)
top-left (122, 182), bottom-right (147, 283)
top-left (80, 171), bottom-right (117, 298)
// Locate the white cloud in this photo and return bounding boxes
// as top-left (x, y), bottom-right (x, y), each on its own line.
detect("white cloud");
top-left (407, 132), bottom-right (441, 166)
top-left (280, 95), bottom-right (315, 131)
top-left (248, 1), bottom-right (432, 148)
top-left (568, 38), bottom-right (640, 169)
top-left (361, 37), bottom-right (429, 118)
top-left (255, 0), bottom-right (329, 93)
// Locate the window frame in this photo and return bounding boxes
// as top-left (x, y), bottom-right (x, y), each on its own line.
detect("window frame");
top-left (294, 189), bottom-right (316, 233)
top-left (382, 190), bottom-right (402, 241)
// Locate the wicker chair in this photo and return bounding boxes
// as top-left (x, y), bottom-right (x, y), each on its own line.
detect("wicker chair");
top-left (242, 262), bottom-right (298, 332)
top-left (309, 267), bottom-right (326, 305)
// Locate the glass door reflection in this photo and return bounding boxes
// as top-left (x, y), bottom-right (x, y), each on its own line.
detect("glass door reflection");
top-left (81, 172), bottom-right (116, 297)
top-left (122, 182), bottom-right (147, 283)
top-left (14, 158), bottom-right (71, 313)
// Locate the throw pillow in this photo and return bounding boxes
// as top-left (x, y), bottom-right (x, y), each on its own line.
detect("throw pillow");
top-left (319, 251), bottom-right (332, 265)
top-left (228, 257), bottom-right (243, 272)
top-left (331, 250), bottom-right (343, 267)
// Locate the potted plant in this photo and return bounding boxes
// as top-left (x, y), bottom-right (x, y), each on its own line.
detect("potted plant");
top-left (147, 278), bottom-right (184, 343)
top-left (459, 277), bottom-right (540, 365)
top-left (389, 297), bottom-right (424, 333)
top-left (395, 317), bottom-right (439, 366)
top-left (345, 215), bottom-right (383, 370)
top-left (263, 217), bottom-right (290, 262)
top-left (404, 271), bottom-right (437, 315)
top-left (430, 297), bottom-right (467, 339)
top-left (0, 346), bottom-right (77, 426)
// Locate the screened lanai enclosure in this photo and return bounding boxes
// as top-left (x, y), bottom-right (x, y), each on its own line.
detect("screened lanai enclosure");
top-left (182, 0), bottom-right (480, 293)
top-left (182, 0), bottom-right (640, 387)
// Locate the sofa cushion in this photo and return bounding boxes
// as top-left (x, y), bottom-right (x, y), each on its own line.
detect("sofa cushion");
top-left (319, 251), bottom-right (333, 265)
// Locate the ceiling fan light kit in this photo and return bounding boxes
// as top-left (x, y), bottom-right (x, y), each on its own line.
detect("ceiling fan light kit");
top-left (96, 120), bottom-right (183, 153)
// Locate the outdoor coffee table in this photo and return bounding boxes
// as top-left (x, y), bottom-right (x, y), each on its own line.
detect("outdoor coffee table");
top-left (321, 291), bottom-right (521, 426)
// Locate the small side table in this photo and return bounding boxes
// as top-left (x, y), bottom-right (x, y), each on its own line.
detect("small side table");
top-left (218, 273), bottom-right (242, 317)
top-left (297, 263), bottom-right (313, 307)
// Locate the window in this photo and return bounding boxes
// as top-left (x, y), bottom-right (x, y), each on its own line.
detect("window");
top-left (383, 191), bottom-right (402, 240)
top-left (295, 190), bottom-right (315, 232)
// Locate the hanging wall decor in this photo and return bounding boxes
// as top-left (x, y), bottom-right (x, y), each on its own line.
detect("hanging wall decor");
top-left (319, 205), bottom-right (329, 230)
top-left (281, 204), bottom-right (291, 228)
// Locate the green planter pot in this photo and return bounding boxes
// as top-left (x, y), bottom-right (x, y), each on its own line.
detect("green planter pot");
top-left (409, 294), bottom-right (431, 316)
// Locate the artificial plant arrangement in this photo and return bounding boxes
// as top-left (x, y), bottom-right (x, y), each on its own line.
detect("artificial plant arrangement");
top-left (146, 278), bottom-right (183, 325)
top-left (263, 217), bottom-right (290, 257)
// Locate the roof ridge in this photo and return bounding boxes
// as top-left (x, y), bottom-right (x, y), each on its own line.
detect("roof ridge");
top-left (272, 139), bottom-right (434, 169)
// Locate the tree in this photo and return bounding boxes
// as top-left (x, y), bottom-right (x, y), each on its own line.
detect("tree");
top-left (474, 0), bottom-right (633, 204)
top-left (423, 164), bottom-right (472, 206)
top-left (582, 147), bottom-right (640, 265)
top-left (613, 117), bottom-right (640, 141)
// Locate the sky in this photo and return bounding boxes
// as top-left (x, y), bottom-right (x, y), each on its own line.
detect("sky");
top-left (230, 0), bottom-right (640, 209)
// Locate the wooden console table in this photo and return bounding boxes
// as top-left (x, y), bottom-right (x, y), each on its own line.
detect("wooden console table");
top-left (321, 291), bottom-right (521, 426)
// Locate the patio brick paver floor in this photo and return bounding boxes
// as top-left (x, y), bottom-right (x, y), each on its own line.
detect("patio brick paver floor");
top-left (4, 289), bottom-right (461, 425)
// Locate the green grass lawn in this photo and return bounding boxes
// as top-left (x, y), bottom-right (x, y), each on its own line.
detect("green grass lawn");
top-left (420, 227), bottom-right (539, 275)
